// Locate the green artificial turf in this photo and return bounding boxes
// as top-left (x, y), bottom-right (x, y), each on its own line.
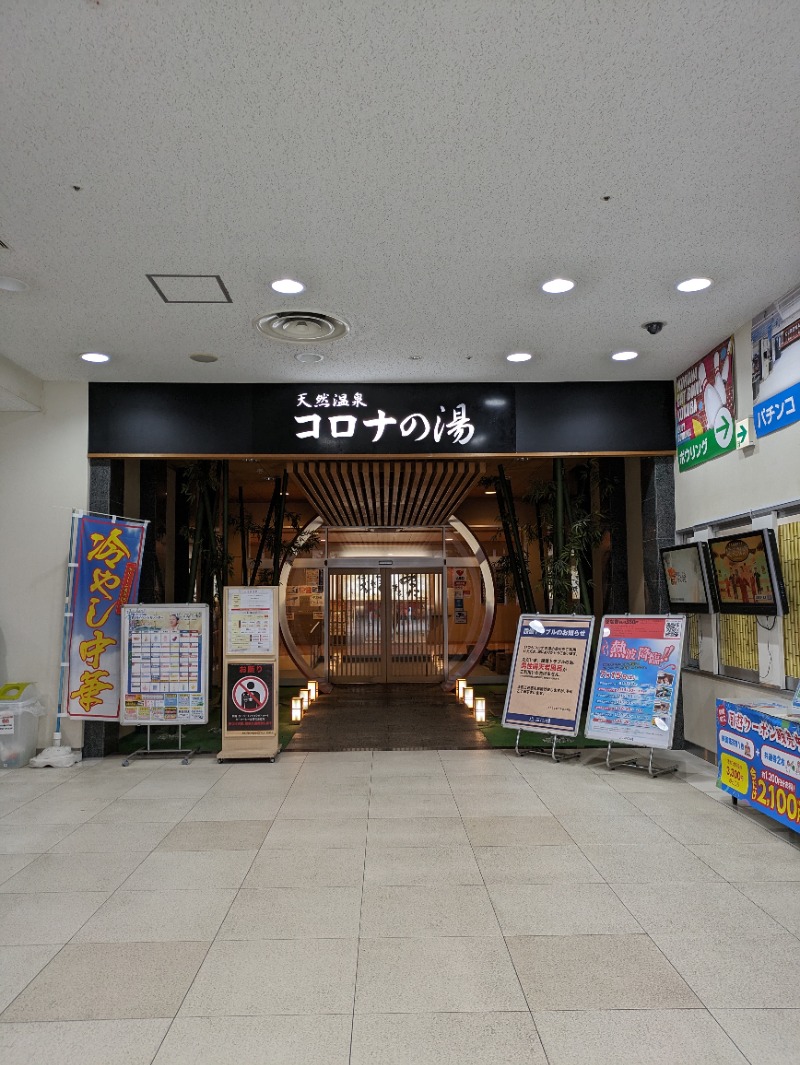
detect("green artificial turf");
top-left (117, 687), bottom-right (304, 755)
top-left (475, 684), bottom-right (609, 750)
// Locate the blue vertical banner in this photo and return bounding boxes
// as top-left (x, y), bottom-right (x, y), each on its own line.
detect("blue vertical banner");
top-left (67, 515), bottom-right (147, 720)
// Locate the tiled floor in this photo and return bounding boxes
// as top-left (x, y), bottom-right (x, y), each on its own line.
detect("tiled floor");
top-left (1, 746), bottom-right (799, 1064)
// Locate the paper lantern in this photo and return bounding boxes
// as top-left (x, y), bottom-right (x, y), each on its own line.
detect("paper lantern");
top-left (299, 689), bottom-right (309, 710)
top-left (474, 696), bottom-right (486, 722)
top-left (291, 697), bottom-right (303, 722)
top-left (308, 680), bottom-right (319, 701)
top-left (464, 687), bottom-right (474, 709)
top-left (456, 679), bottom-right (467, 700)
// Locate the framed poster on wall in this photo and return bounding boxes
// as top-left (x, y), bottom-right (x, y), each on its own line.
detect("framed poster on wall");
top-left (675, 336), bottom-right (736, 471)
top-left (120, 604), bottom-right (209, 725)
top-left (224, 586), bottom-right (276, 656)
top-left (585, 615), bottom-right (686, 749)
top-left (502, 615), bottom-right (595, 736)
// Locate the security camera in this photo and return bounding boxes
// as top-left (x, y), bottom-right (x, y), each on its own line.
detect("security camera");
top-left (643, 321), bottom-right (665, 335)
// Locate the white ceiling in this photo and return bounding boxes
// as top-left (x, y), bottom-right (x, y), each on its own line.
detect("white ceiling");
top-left (1, 0), bottom-right (799, 389)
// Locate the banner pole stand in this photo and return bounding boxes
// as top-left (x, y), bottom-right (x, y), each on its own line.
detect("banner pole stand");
top-left (605, 742), bottom-right (677, 778)
top-left (516, 730), bottom-right (580, 763)
top-left (122, 723), bottom-right (197, 767)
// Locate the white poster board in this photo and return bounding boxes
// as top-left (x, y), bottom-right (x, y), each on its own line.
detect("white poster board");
top-left (120, 604), bottom-right (209, 725)
top-left (224, 586), bottom-right (276, 656)
top-left (502, 615), bottom-right (595, 737)
top-left (585, 615), bottom-right (686, 749)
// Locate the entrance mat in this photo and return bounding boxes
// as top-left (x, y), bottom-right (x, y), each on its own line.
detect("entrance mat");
top-left (284, 684), bottom-right (490, 752)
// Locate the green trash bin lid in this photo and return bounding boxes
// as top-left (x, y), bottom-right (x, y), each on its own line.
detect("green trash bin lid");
top-left (0, 683), bottom-right (35, 702)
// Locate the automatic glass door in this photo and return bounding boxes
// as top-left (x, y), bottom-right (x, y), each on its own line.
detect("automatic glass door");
top-left (328, 568), bottom-right (444, 683)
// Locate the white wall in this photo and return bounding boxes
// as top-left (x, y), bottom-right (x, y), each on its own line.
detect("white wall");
top-left (674, 318), bottom-right (800, 751)
top-left (0, 383), bottom-right (89, 748)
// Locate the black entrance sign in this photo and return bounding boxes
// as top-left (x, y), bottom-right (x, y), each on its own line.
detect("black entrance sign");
top-left (88, 381), bottom-right (675, 456)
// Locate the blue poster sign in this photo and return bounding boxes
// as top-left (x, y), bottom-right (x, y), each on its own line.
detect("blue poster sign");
top-left (585, 615), bottom-right (685, 749)
top-left (716, 700), bottom-right (800, 834)
top-left (67, 515), bottom-right (147, 720)
top-left (751, 287), bottom-right (800, 438)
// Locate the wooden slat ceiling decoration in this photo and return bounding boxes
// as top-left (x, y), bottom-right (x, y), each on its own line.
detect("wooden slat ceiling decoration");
top-left (291, 461), bottom-right (485, 527)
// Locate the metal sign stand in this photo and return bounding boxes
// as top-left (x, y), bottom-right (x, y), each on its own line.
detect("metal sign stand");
top-left (122, 724), bottom-right (197, 766)
top-left (604, 742), bottom-right (677, 778)
top-left (515, 730), bottom-right (580, 763)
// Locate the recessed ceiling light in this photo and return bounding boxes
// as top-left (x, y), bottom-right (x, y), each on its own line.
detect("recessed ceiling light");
top-left (295, 351), bottom-right (324, 363)
top-left (506, 352), bottom-right (532, 362)
top-left (542, 277), bottom-right (575, 294)
top-left (0, 276), bottom-right (28, 292)
top-left (189, 353), bottom-right (218, 363)
top-left (611, 350), bottom-right (638, 361)
top-left (80, 352), bottom-right (110, 363)
top-left (676, 277), bottom-right (712, 292)
top-left (271, 278), bottom-right (306, 295)
top-left (484, 489), bottom-right (497, 495)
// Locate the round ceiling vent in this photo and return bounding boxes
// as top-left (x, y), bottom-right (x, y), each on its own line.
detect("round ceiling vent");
top-left (254, 311), bottom-right (349, 343)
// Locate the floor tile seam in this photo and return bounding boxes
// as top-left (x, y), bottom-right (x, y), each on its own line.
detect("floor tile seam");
top-left (454, 783), bottom-right (539, 1028)
top-left (0, 854), bottom-right (158, 900)
top-left (703, 1007), bottom-right (774, 1065)
top-left (0, 938), bottom-right (74, 1021)
top-left (57, 846), bottom-right (175, 933)
top-left (600, 807), bottom-right (729, 880)
top-left (620, 926), bottom-right (718, 1011)
top-left (601, 880), bottom-right (707, 936)
top-left (350, 751), bottom-right (374, 1065)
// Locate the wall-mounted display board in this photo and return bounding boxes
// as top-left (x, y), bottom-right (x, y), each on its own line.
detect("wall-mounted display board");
top-left (120, 604), bottom-right (209, 725)
top-left (752, 282), bottom-right (800, 438)
top-left (717, 699), bottom-right (800, 834)
top-left (675, 336), bottom-right (736, 471)
top-left (585, 615), bottom-right (686, 749)
top-left (707, 529), bottom-right (789, 617)
top-left (502, 615), bottom-right (595, 736)
top-left (224, 586), bottom-right (276, 656)
top-left (220, 657), bottom-right (279, 760)
top-left (660, 542), bottom-right (718, 614)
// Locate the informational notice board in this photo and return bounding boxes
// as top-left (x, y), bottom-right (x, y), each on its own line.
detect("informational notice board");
top-left (225, 660), bottom-right (275, 733)
top-left (120, 604), bottom-right (209, 725)
top-left (220, 586), bottom-right (280, 760)
top-left (717, 700), bottom-right (800, 834)
top-left (502, 615), bottom-right (595, 736)
top-left (224, 586), bottom-right (276, 656)
top-left (585, 615), bottom-right (685, 749)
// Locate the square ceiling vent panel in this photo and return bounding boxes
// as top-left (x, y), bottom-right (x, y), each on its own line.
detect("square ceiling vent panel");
top-left (146, 274), bottom-right (232, 303)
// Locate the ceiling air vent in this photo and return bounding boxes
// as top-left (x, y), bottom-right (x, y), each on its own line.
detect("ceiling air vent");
top-left (254, 311), bottom-right (349, 343)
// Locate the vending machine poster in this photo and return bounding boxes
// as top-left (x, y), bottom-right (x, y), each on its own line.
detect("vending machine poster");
top-left (502, 615), bottom-right (595, 736)
top-left (121, 604), bottom-right (208, 725)
top-left (586, 615), bottom-right (685, 749)
top-left (225, 661), bottom-right (274, 733)
top-left (716, 700), bottom-right (800, 834)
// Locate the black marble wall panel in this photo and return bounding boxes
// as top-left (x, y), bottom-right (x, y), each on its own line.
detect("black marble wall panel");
top-left (640, 455), bottom-right (684, 747)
